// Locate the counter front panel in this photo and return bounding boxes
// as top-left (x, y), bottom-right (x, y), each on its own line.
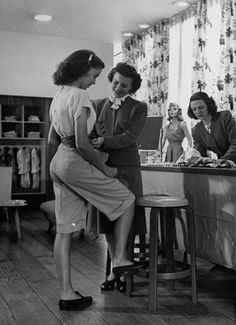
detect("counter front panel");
top-left (141, 166), bottom-right (236, 269)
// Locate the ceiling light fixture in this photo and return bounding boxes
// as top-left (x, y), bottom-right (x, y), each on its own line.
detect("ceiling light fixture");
top-left (122, 31), bottom-right (134, 37)
top-left (137, 22), bottom-right (151, 29)
top-left (172, 1), bottom-right (190, 7)
top-left (34, 14), bottom-right (52, 22)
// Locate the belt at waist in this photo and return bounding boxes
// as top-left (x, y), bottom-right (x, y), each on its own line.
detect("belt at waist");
top-left (61, 136), bottom-right (76, 148)
top-left (168, 141), bottom-right (182, 144)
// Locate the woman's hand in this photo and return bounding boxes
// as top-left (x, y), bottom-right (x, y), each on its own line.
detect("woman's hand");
top-left (207, 150), bottom-right (218, 160)
top-left (91, 137), bottom-right (104, 149)
top-left (103, 166), bottom-right (118, 178)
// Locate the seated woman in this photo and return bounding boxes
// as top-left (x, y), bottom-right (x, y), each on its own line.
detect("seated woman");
top-left (161, 102), bottom-right (192, 162)
top-left (187, 91), bottom-right (236, 163)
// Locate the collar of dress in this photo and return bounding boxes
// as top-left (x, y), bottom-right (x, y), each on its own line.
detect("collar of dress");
top-left (109, 94), bottom-right (130, 110)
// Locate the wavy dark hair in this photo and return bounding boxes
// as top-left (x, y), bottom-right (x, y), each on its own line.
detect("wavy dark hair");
top-left (108, 62), bottom-right (142, 94)
top-left (187, 91), bottom-right (217, 120)
top-left (52, 49), bottom-right (105, 85)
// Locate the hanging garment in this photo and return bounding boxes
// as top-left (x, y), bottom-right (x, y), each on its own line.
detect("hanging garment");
top-left (17, 147), bottom-right (31, 188)
top-left (6, 147), bottom-right (18, 189)
top-left (31, 147), bottom-right (40, 189)
top-left (0, 147), bottom-right (6, 166)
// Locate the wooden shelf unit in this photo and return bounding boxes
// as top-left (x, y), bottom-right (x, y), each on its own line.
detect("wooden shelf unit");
top-left (0, 95), bottom-right (52, 201)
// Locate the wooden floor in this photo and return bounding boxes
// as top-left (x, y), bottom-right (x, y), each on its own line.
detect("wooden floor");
top-left (1, 208), bottom-right (236, 325)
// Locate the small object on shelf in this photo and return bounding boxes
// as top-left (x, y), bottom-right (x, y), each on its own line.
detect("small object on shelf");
top-left (4, 115), bottom-right (17, 121)
top-left (28, 115), bottom-right (40, 122)
top-left (11, 199), bottom-right (27, 206)
top-left (27, 131), bottom-right (41, 138)
top-left (3, 130), bottom-right (18, 138)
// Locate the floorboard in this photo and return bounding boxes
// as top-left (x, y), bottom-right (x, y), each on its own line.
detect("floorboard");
top-left (0, 208), bottom-right (236, 324)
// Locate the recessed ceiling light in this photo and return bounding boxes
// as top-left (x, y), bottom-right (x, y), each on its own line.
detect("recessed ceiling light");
top-left (172, 1), bottom-right (190, 7)
top-left (137, 22), bottom-right (151, 29)
top-left (122, 31), bottom-right (134, 37)
top-left (34, 14), bottom-right (52, 22)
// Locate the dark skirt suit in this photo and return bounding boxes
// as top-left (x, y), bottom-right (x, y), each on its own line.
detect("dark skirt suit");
top-left (88, 96), bottom-right (148, 236)
top-left (192, 110), bottom-right (236, 163)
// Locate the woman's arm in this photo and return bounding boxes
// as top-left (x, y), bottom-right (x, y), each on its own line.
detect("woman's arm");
top-left (181, 121), bottom-right (193, 147)
top-left (94, 102), bottom-right (147, 151)
top-left (48, 124), bottom-right (60, 148)
top-left (192, 127), bottom-right (207, 157)
top-left (75, 107), bottom-right (117, 178)
top-left (159, 127), bottom-right (166, 151)
top-left (221, 111), bottom-right (236, 162)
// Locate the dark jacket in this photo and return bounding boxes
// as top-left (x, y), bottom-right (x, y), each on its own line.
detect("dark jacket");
top-left (90, 96), bottom-right (147, 235)
top-left (93, 96), bottom-right (147, 166)
top-left (192, 110), bottom-right (236, 162)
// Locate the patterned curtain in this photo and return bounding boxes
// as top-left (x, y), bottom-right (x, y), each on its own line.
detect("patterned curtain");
top-left (168, 8), bottom-right (196, 121)
top-left (219, 0), bottom-right (236, 115)
top-left (122, 20), bottom-right (169, 116)
top-left (192, 0), bottom-right (236, 116)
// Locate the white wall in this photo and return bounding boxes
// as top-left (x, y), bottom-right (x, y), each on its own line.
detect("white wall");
top-left (0, 31), bottom-right (113, 99)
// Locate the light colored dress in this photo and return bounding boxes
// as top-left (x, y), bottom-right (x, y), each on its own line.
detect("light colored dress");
top-left (49, 86), bottom-right (135, 234)
top-left (165, 122), bottom-right (185, 163)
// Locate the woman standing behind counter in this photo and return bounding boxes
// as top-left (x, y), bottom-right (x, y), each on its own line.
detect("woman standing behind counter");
top-left (161, 102), bottom-right (192, 163)
top-left (187, 91), bottom-right (236, 163)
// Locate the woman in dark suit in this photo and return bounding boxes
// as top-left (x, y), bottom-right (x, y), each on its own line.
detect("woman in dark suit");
top-left (90, 62), bottom-right (147, 292)
top-left (187, 91), bottom-right (236, 163)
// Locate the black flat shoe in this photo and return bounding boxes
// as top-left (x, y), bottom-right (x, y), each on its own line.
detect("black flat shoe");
top-left (75, 291), bottom-right (93, 303)
top-left (59, 295), bottom-right (93, 311)
top-left (100, 278), bottom-right (116, 291)
top-left (112, 262), bottom-right (144, 276)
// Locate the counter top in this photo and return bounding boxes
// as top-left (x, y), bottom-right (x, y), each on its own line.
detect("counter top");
top-left (141, 165), bottom-right (236, 176)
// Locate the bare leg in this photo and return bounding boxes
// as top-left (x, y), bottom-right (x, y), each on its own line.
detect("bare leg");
top-left (54, 232), bottom-right (78, 300)
top-left (105, 233), bottom-right (116, 280)
top-left (113, 202), bottom-right (135, 267)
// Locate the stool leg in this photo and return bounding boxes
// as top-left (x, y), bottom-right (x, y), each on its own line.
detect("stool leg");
top-left (160, 208), bottom-right (166, 254)
top-left (14, 208), bottom-right (21, 240)
top-left (187, 206), bottom-right (197, 304)
top-left (148, 207), bottom-right (159, 311)
top-left (165, 207), bottom-right (175, 290)
top-left (139, 234), bottom-right (146, 261)
top-left (125, 226), bottom-right (135, 296)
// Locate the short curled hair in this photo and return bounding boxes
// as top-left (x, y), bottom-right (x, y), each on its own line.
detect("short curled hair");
top-left (52, 49), bottom-right (105, 86)
top-left (107, 62), bottom-right (142, 94)
top-left (187, 91), bottom-right (217, 120)
top-left (167, 102), bottom-right (183, 121)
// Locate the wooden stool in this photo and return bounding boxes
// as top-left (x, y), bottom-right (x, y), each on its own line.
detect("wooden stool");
top-left (135, 195), bottom-right (197, 311)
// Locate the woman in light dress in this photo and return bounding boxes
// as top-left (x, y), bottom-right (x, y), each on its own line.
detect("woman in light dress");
top-left (161, 102), bottom-right (192, 162)
top-left (48, 50), bottom-right (141, 311)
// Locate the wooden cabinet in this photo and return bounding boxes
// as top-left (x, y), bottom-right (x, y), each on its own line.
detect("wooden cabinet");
top-left (0, 95), bottom-right (52, 203)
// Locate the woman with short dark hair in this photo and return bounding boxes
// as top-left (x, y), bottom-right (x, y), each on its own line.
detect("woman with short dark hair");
top-left (187, 91), bottom-right (236, 162)
top-left (89, 62), bottom-right (147, 293)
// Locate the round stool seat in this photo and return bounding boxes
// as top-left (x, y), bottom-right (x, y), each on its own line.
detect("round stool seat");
top-left (136, 195), bottom-right (188, 208)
